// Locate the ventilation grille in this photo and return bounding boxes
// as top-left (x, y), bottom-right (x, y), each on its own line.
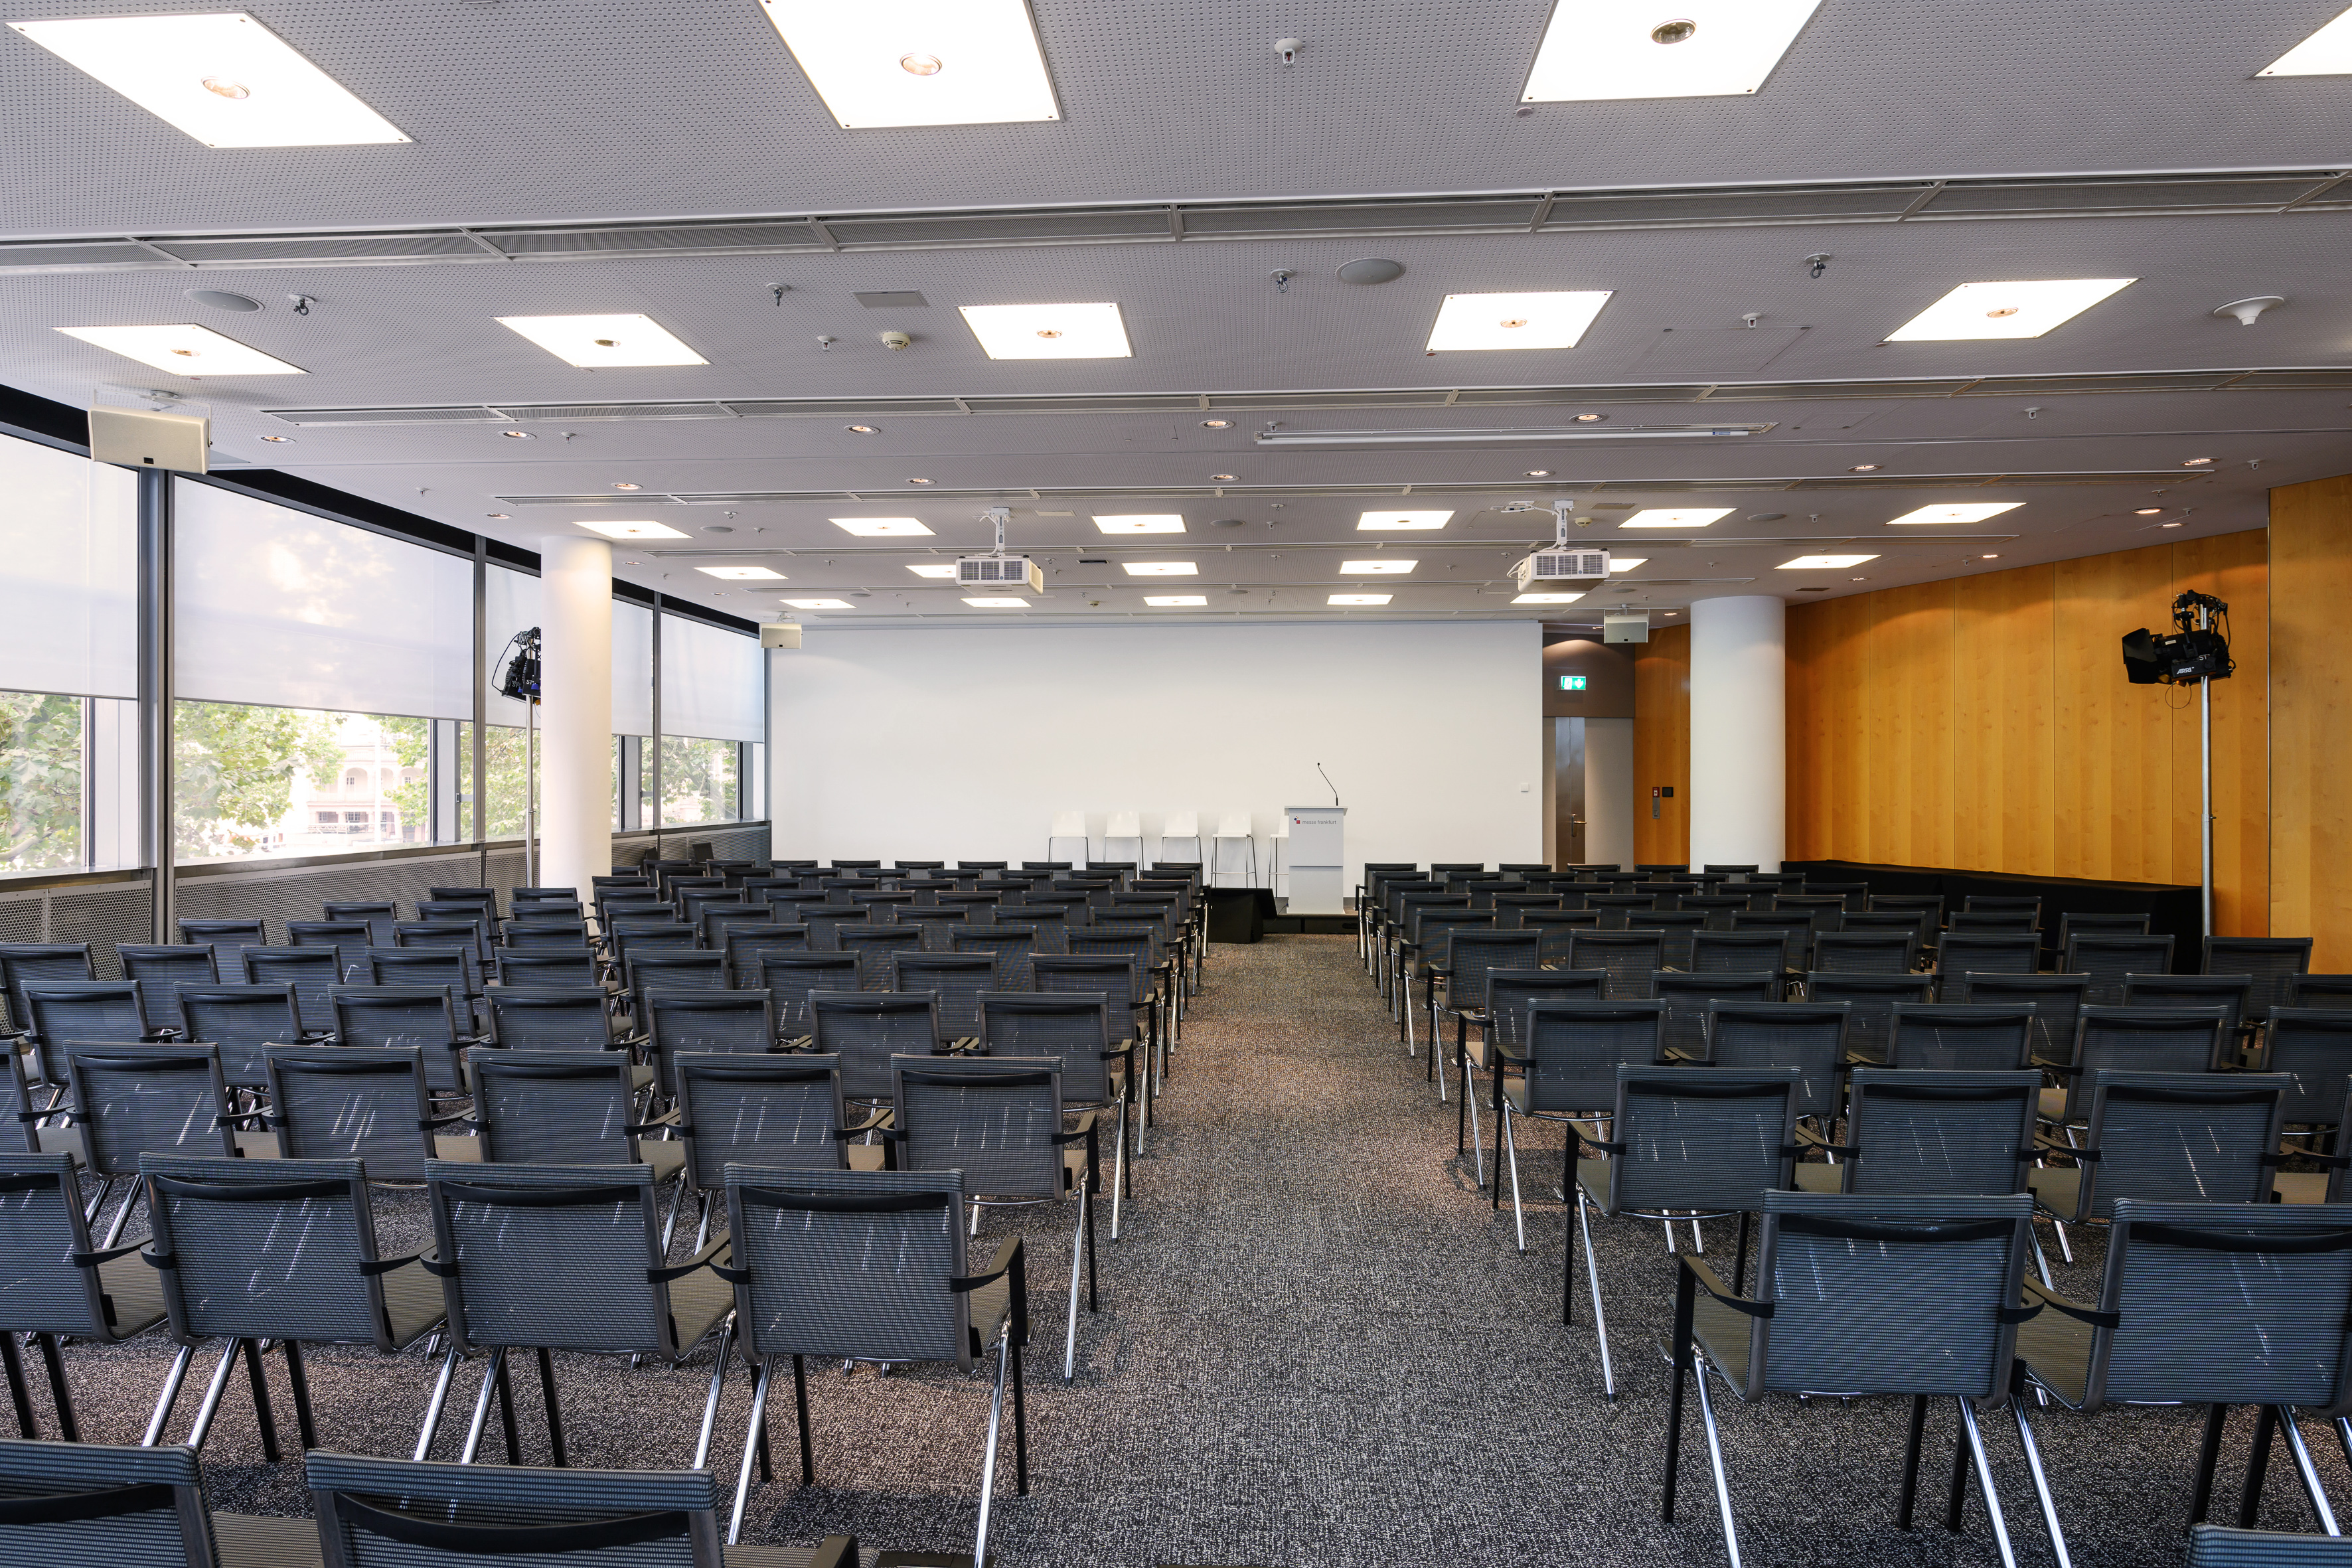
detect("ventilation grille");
top-left (8, 169), bottom-right (2346, 275)
top-left (0, 881), bottom-right (151, 977)
top-left (263, 366), bottom-right (2352, 429)
top-left (1516, 548), bottom-right (1612, 587)
top-left (958, 556), bottom-right (1045, 590)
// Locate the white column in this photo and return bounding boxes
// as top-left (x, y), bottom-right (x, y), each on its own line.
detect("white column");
top-left (1688, 595), bottom-right (1785, 872)
top-left (1583, 718), bottom-right (1634, 869)
top-left (538, 536), bottom-right (613, 894)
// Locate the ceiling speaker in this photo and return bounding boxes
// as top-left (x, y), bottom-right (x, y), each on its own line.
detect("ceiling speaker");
top-left (88, 406), bottom-right (209, 473)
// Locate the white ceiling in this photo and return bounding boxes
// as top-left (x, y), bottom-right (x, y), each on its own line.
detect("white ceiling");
top-left (3, 0), bottom-right (2348, 627)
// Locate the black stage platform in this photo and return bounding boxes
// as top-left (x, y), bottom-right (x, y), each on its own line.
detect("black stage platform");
top-left (1783, 859), bottom-right (2203, 970)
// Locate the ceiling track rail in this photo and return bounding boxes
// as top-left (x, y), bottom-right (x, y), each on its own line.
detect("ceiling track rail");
top-left (8, 169), bottom-right (2351, 275)
top-left (262, 368), bottom-right (2352, 428)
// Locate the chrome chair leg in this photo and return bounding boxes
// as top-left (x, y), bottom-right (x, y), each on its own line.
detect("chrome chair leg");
top-left (1110, 1097), bottom-right (1127, 1242)
top-left (974, 1328), bottom-right (1010, 1568)
top-left (181, 1340), bottom-right (243, 1451)
top-left (2011, 1401), bottom-right (2075, 1567)
top-left (1462, 1052), bottom-right (1483, 1171)
top-left (1063, 1176), bottom-right (1089, 1382)
top-left (2281, 1407), bottom-right (2343, 1535)
top-left (728, 1362), bottom-right (771, 1545)
top-left (414, 1344), bottom-right (462, 1460)
top-left (692, 1320), bottom-right (734, 1471)
top-left (457, 1348), bottom-right (507, 1465)
top-left (1504, 1111), bottom-right (1526, 1253)
top-left (1577, 1192), bottom-right (1616, 1400)
top-left (142, 1342), bottom-right (197, 1447)
top-left (1691, 1352), bottom-right (1742, 1568)
top-left (1956, 1395), bottom-right (2021, 1568)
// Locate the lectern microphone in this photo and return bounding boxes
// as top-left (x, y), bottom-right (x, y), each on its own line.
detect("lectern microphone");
top-left (1316, 763), bottom-right (1340, 808)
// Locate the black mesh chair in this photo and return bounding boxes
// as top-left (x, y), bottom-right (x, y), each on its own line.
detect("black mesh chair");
top-left (1034, 955), bottom-right (1159, 1131)
top-left (174, 922), bottom-right (265, 983)
top-left (1627, 910), bottom-right (1707, 969)
top-left (2067, 933), bottom-right (2178, 1006)
top-left (1432, 929), bottom-right (1543, 1095)
top-left (1654, 973), bottom-right (1779, 1065)
top-left (698, 904), bottom-right (773, 953)
top-left (1659, 1192), bottom-right (2052, 1568)
top-left (113, 947), bottom-right (214, 1037)
top-left (2208, 937), bottom-right (2315, 1025)
top-left (495, 949), bottom-right (603, 990)
top-left (1966, 894), bottom-right (2042, 923)
top-left (717, 1168), bottom-right (1026, 1557)
top-left (1843, 909), bottom-right (1932, 966)
top-left (59, 1044), bottom-right (239, 1248)
top-left (1811, 931), bottom-right (1913, 975)
top-left (809, 993), bottom-right (941, 1109)
top-left (2017, 1198), bottom-right (2352, 1537)
top-left (2262, 1009), bottom-right (2352, 1142)
top-left (1731, 911), bottom-right (1814, 974)
top-left (837, 925), bottom-right (924, 991)
top-left (136, 1152), bottom-right (446, 1456)
top-left (1677, 894), bottom-right (1753, 932)
top-left (0, 1437), bottom-right (319, 1566)
top-left (285, 920), bottom-right (374, 984)
top-left (466, 1049), bottom-right (680, 1175)
top-left (2029, 1069), bottom-right (2289, 1229)
top-left (1934, 932), bottom-right (2041, 993)
top-left (2037, 1006), bottom-right (2231, 1128)
top-left (502, 920), bottom-right (595, 955)
top-left (1584, 892), bottom-right (1659, 930)
top-left (19, 982), bottom-right (157, 1092)
top-left (1520, 909), bottom-right (1600, 966)
top-left (1487, 1000), bottom-right (1662, 1258)
top-left (1950, 911), bottom-right (2037, 935)
top-left (1381, 891), bottom-right (1466, 1005)
top-left (621, 953), bottom-right (728, 1034)
top-left (980, 993), bottom-right (1135, 1235)
top-left (1689, 931), bottom-right (1791, 979)
top-left (393, 923), bottom-right (493, 983)
top-left (955, 927), bottom-right (1040, 993)
top-left (1568, 1065), bottom-right (1798, 1399)
top-left (643, 991), bottom-right (777, 1100)
top-left (1490, 893), bottom-right (1565, 929)
top-left (1796, 1069), bottom-right (2040, 1198)
top-left (724, 923), bottom-right (809, 986)
top-left (172, 982), bottom-right (304, 1091)
top-left (2125, 973), bottom-right (2255, 1034)
top-left (323, 901), bottom-right (400, 945)
top-left (1884, 1002), bottom-right (2037, 1072)
top-left (1772, 893), bottom-right (1847, 935)
top-left (762, 954), bottom-right (862, 1043)
top-left (1952, 971), bottom-right (2090, 1071)
top-left (1806, 972), bottom-right (1934, 1065)
top-left (1565, 932), bottom-right (1665, 1000)
top-left (264, 1043), bottom-right (465, 1182)
top-left (0, 944), bottom-right (96, 1065)
top-left (888, 953), bottom-right (996, 1046)
top-left (481, 988), bottom-right (641, 1093)
top-left (1869, 893), bottom-right (1944, 925)
top-left (1707, 1002), bottom-right (1849, 1134)
top-left (238, 947), bottom-right (342, 1038)
top-left (672, 1054), bottom-right (862, 1251)
top-left (0, 1150), bottom-right (168, 1443)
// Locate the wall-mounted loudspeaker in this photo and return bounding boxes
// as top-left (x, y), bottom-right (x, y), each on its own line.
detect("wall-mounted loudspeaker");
top-left (88, 406), bottom-right (210, 472)
top-left (761, 623), bottom-right (803, 650)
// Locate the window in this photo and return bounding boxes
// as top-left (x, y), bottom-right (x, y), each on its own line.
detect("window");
top-left (175, 704), bottom-right (431, 864)
top-left (661, 736), bottom-right (739, 826)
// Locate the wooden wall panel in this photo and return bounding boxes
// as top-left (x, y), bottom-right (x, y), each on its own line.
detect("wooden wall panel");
top-left (1866, 584), bottom-right (1956, 870)
top-left (2270, 478), bottom-right (2351, 966)
top-left (1786, 594), bottom-right (1869, 862)
top-left (1632, 625), bottom-right (1689, 866)
top-left (1952, 565), bottom-right (2057, 876)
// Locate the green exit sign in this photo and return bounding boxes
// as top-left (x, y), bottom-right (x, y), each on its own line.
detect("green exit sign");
top-left (1559, 674), bottom-right (1588, 691)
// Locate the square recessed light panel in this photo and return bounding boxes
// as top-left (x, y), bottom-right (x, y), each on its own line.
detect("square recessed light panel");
top-left (1884, 503), bottom-right (2024, 526)
top-left (963, 597), bottom-right (1030, 607)
top-left (1426, 291), bottom-right (1611, 352)
top-left (1329, 593), bottom-right (1393, 605)
top-left (9, 12), bottom-right (408, 146)
top-left (1093, 515), bottom-right (1185, 534)
top-left (573, 520), bottom-right (689, 540)
top-left (904, 563), bottom-right (958, 578)
top-left (832, 517), bottom-right (933, 536)
top-left (1121, 562), bottom-right (1198, 576)
top-left (495, 314), bottom-right (706, 368)
top-left (1514, 592), bottom-right (1585, 604)
top-left (1780, 554), bottom-right (1879, 570)
top-left (1619, 509), bottom-right (1731, 529)
top-left (2262, 7), bottom-right (2352, 73)
top-left (1522, 0), bottom-right (1822, 101)
top-left (1338, 560), bottom-right (1417, 574)
top-left (757, 0), bottom-right (1059, 127)
top-left (1884, 280), bottom-right (2135, 341)
top-left (784, 597), bottom-right (855, 609)
top-left (696, 566), bottom-right (786, 580)
top-left (1356, 510), bottom-right (1452, 531)
top-left (960, 303), bottom-right (1131, 360)
top-left (1610, 556), bottom-right (1647, 570)
top-left (1144, 595), bottom-right (1207, 606)
top-left (55, 323), bottom-right (303, 376)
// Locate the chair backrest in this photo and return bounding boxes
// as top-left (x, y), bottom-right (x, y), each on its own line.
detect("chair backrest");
top-left (1803, 973), bottom-right (1934, 1065)
top-left (643, 992), bottom-right (776, 1095)
top-left (722, 1166), bottom-right (973, 1372)
top-left (1441, 931), bottom-right (1543, 1011)
top-left (467, 1050), bottom-right (645, 1165)
top-left (2054, 912), bottom-right (2150, 963)
top-left (1031, 956), bottom-right (1144, 1040)
top-left (1602, 1065), bottom-right (1798, 1216)
top-left (697, 904), bottom-right (771, 951)
top-left (1624, 911), bottom-right (1706, 969)
top-left (1564, 932), bottom-right (1665, 999)
top-left (1486, 894), bottom-right (1565, 928)
top-left (238, 947), bottom-right (341, 1035)
top-left (1730, 912), bottom-right (1814, 971)
top-left (63, 1043), bottom-right (236, 1177)
top-left (264, 1044), bottom-right (437, 1182)
top-left (1516, 909), bottom-right (1598, 964)
top-left (501, 921), bottom-right (593, 954)
top-left (1689, 931), bottom-right (1789, 977)
top-left (980, 992), bottom-right (1117, 1103)
top-left (424, 1159), bottom-right (673, 1355)
top-left (1842, 910), bottom-right (1931, 960)
top-left (428, 887), bottom-right (498, 911)
top-left (953, 927), bottom-right (1038, 991)
top-left (367, 945), bottom-right (479, 999)
top-left (1949, 971), bottom-right (2088, 1066)
top-left (1839, 1069), bottom-right (2040, 1197)
top-left (1728, 1192), bottom-right (2033, 1402)
top-left (2206, 937), bottom-right (2314, 1022)
top-left (1517, 1000), bottom-right (1662, 1114)
top-left (396, 919), bottom-right (489, 973)
top-left (19, 981), bottom-right (149, 1085)
top-left (1652, 972), bottom-right (1778, 1062)
top-left (483, 987), bottom-right (615, 1052)
top-left (1932, 932), bottom-right (2040, 986)
top-left (140, 1152), bottom-right (392, 1347)
top-left (674, 1054), bottom-right (846, 1189)
top-left (892, 1055), bottom-right (1067, 1200)
top-left (170, 982), bottom-right (300, 1087)
top-left (0, 944), bottom-right (98, 1040)
top-left (285, 921), bottom-right (372, 982)
top-left (2075, 1069), bottom-right (2290, 1217)
top-left (1948, 912), bottom-right (2036, 935)
top-left (1483, 971), bottom-right (1606, 1048)
top-left (1706, 1002), bottom-right (1849, 1121)
top-left (307, 1449), bottom-right (730, 1567)
top-left (2049, 1006), bottom-right (2231, 1124)
top-left (621, 952), bottom-right (728, 1008)
top-left (838, 925), bottom-right (926, 989)
top-left (898, 906), bottom-right (974, 950)
top-left (0, 1152), bottom-right (111, 1338)
top-left (2079, 1198), bottom-right (2352, 1413)
top-left (0, 1439), bottom-right (216, 1567)
top-left (495, 950), bottom-right (601, 990)
top-left (1772, 894), bottom-right (1847, 934)
top-left (2266, 1009), bottom-right (2352, 1131)
top-left (1675, 894), bottom-right (1752, 931)
top-left (176, 921), bottom-right (266, 980)
top-left (2123, 973), bottom-right (2252, 1032)
top-left (887, 953), bottom-right (997, 1040)
top-left (1885, 1002), bottom-right (2035, 1071)
top-left (1583, 892), bottom-right (1659, 929)
top-left (2066, 933), bottom-right (2178, 1005)
top-left (810, 992), bottom-right (941, 1101)
top-left (1811, 932), bottom-right (1914, 975)
top-left (114, 945), bottom-right (217, 1028)
top-left (761, 955), bottom-right (863, 1038)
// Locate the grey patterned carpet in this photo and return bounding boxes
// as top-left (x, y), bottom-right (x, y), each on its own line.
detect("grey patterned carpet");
top-left (28, 935), bottom-right (2345, 1565)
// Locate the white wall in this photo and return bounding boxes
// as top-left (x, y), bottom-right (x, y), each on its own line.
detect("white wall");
top-left (770, 621), bottom-right (1541, 884)
top-left (1583, 716), bottom-right (1634, 870)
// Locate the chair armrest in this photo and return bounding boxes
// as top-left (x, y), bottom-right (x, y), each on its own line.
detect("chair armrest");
top-left (2019, 1275), bottom-right (2117, 1330)
top-left (1678, 1253), bottom-right (1773, 1318)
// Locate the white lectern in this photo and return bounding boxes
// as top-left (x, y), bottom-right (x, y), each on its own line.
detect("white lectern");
top-left (1283, 806), bottom-right (1346, 914)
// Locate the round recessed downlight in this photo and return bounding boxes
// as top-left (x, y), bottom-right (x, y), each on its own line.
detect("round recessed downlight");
top-left (501, 430), bottom-right (534, 439)
top-left (593, 337), bottom-right (617, 347)
top-left (2183, 457), bottom-right (2216, 467)
top-left (1201, 418), bottom-right (1233, 429)
top-left (704, 525), bottom-right (734, 534)
top-left (907, 477), bottom-right (933, 485)
top-left (186, 288), bottom-right (261, 313)
top-left (259, 433), bottom-right (292, 442)
top-left (1208, 518), bottom-right (1247, 528)
top-left (1849, 463), bottom-right (1881, 472)
top-left (1035, 329), bottom-right (1061, 339)
top-left (1747, 512), bottom-right (1786, 522)
top-left (1336, 258), bottom-right (1406, 285)
top-left (1526, 469), bottom-right (1551, 477)
top-left (1651, 19), bottom-right (1696, 44)
top-left (201, 76), bottom-right (250, 99)
top-left (846, 424), bottom-right (879, 434)
top-left (486, 512), bottom-right (510, 519)
top-left (900, 53), bottom-right (943, 75)
top-left (170, 347), bottom-right (198, 357)
top-left (1982, 553), bottom-right (2000, 559)
top-left (2161, 521), bottom-right (2185, 528)
top-left (1212, 473), bottom-right (1237, 481)
top-left (611, 481), bottom-right (641, 490)
top-left (1499, 318), bottom-right (1529, 329)
top-left (2134, 507), bottom-right (2165, 515)
top-left (1573, 412), bottom-right (1607, 423)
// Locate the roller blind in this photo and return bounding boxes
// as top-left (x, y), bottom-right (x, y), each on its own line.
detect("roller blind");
top-left (0, 432), bottom-right (137, 700)
top-left (175, 480), bottom-right (474, 719)
top-left (660, 613), bottom-right (763, 742)
top-left (487, 566), bottom-right (653, 734)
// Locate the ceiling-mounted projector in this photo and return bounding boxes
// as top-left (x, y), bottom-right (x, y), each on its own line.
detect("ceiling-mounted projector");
top-left (957, 506), bottom-right (1044, 593)
top-left (1506, 498), bottom-right (1609, 591)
